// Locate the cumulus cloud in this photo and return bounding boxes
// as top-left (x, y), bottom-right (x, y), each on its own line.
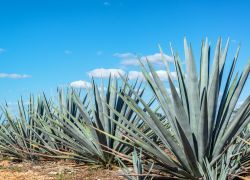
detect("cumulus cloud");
top-left (154, 70), bottom-right (177, 81)
top-left (70, 80), bottom-right (92, 89)
top-left (128, 71), bottom-right (144, 80)
top-left (0, 48), bottom-right (5, 54)
top-left (0, 73), bottom-right (31, 79)
top-left (115, 52), bottom-right (173, 66)
top-left (113, 53), bottom-right (136, 59)
top-left (127, 70), bottom-right (177, 81)
top-left (88, 68), bottom-right (125, 78)
top-left (7, 101), bottom-right (30, 106)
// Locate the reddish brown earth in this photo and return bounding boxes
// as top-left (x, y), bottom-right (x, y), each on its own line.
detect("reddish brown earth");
top-left (0, 160), bottom-right (125, 180)
top-left (1, 159), bottom-right (249, 179)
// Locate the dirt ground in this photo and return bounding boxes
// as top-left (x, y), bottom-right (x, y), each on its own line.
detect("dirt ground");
top-left (0, 160), bottom-right (125, 180)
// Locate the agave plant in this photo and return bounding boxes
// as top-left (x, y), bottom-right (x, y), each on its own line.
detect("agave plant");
top-left (106, 38), bottom-right (250, 179)
top-left (229, 131), bottom-right (250, 178)
top-left (117, 148), bottom-right (155, 180)
top-left (201, 134), bottom-right (250, 180)
top-left (34, 77), bottom-right (157, 166)
top-left (0, 95), bottom-right (59, 161)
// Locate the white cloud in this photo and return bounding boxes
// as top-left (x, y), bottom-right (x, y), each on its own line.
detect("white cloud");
top-left (88, 68), bottom-right (125, 78)
top-left (121, 60), bottom-right (140, 66)
top-left (116, 52), bottom-right (173, 66)
top-left (127, 70), bottom-right (177, 81)
top-left (128, 71), bottom-right (144, 80)
top-left (154, 70), bottom-right (177, 81)
top-left (7, 101), bottom-right (30, 106)
top-left (70, 80), bottom-right (92, 89)
top-left (0, 48), bottom-right (5, 54)
top-left (0, 73), bottom-right (31, 79)
top-left (113, 53), bottom-right (136, 59)
top-left (145, 53), bottom-right (173, 64)
top-left (64, 50), bottom-right (72, 55)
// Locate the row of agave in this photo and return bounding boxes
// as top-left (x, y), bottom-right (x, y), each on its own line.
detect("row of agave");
top-left (0, 38), bottom-right (249, 179)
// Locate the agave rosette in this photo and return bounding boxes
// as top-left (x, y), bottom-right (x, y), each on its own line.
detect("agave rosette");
top-left (106, 38), bottom-right (250, 179)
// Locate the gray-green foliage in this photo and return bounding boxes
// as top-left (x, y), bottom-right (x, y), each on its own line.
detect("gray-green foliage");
top-left (117, 148), bottom-right (154, 180)
top-left (0, 37), bottom-right (249, 179)
top-left (0, 96), bottom-right (59, 160)
top-left (30, 77), bottom-right (152, 166)
top-left (106, 38), bottom-right (250, 179)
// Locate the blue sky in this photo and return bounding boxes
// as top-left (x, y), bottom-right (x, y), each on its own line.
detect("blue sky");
top-left (0, 0), bottom-right (249, 107)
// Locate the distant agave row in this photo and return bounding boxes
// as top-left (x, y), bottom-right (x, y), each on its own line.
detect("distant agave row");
top-left (0, 77), bottom-right (158, 165)
top-left (0, 38), bottom-right (249, 179)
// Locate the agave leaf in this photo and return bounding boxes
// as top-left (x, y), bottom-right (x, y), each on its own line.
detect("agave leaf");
top-left (167, 74), bottom-right (195, 156)
top-left (185, 39), bottom-right (200, 140)
top-left (207, 38), bottom-right (221, 151)
top-left (137, 61), bottom-right (178, 137)
top-left (103, 101), bottom-right (179, 168)
top-left (213, 96), bottom-right (250, 157)
top-left (118, 75), bottom-right (195, 172)
top-left (174, 54), bottom-right (189, 118)
top-left (199, 38), bottom-right (210, 97)
top-left (214, 61), bottom-right (250, 153)
top-left (198, 88), bottom-right (208, 163)
top-left (175, 120), bottom-right (200, 177)
top-left (214, 45), bottom-right (240, 139)
top-left (92, 82), bottom-right (108, 147)
top-left (222, 61), bottom-right (250, 128)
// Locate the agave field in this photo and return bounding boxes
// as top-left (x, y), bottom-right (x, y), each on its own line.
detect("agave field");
top-left (0, 38), bottom-right (249, 179)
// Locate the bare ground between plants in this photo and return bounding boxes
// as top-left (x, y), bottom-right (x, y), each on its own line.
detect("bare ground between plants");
top-left (0, 160), bottom-right (125, 180)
